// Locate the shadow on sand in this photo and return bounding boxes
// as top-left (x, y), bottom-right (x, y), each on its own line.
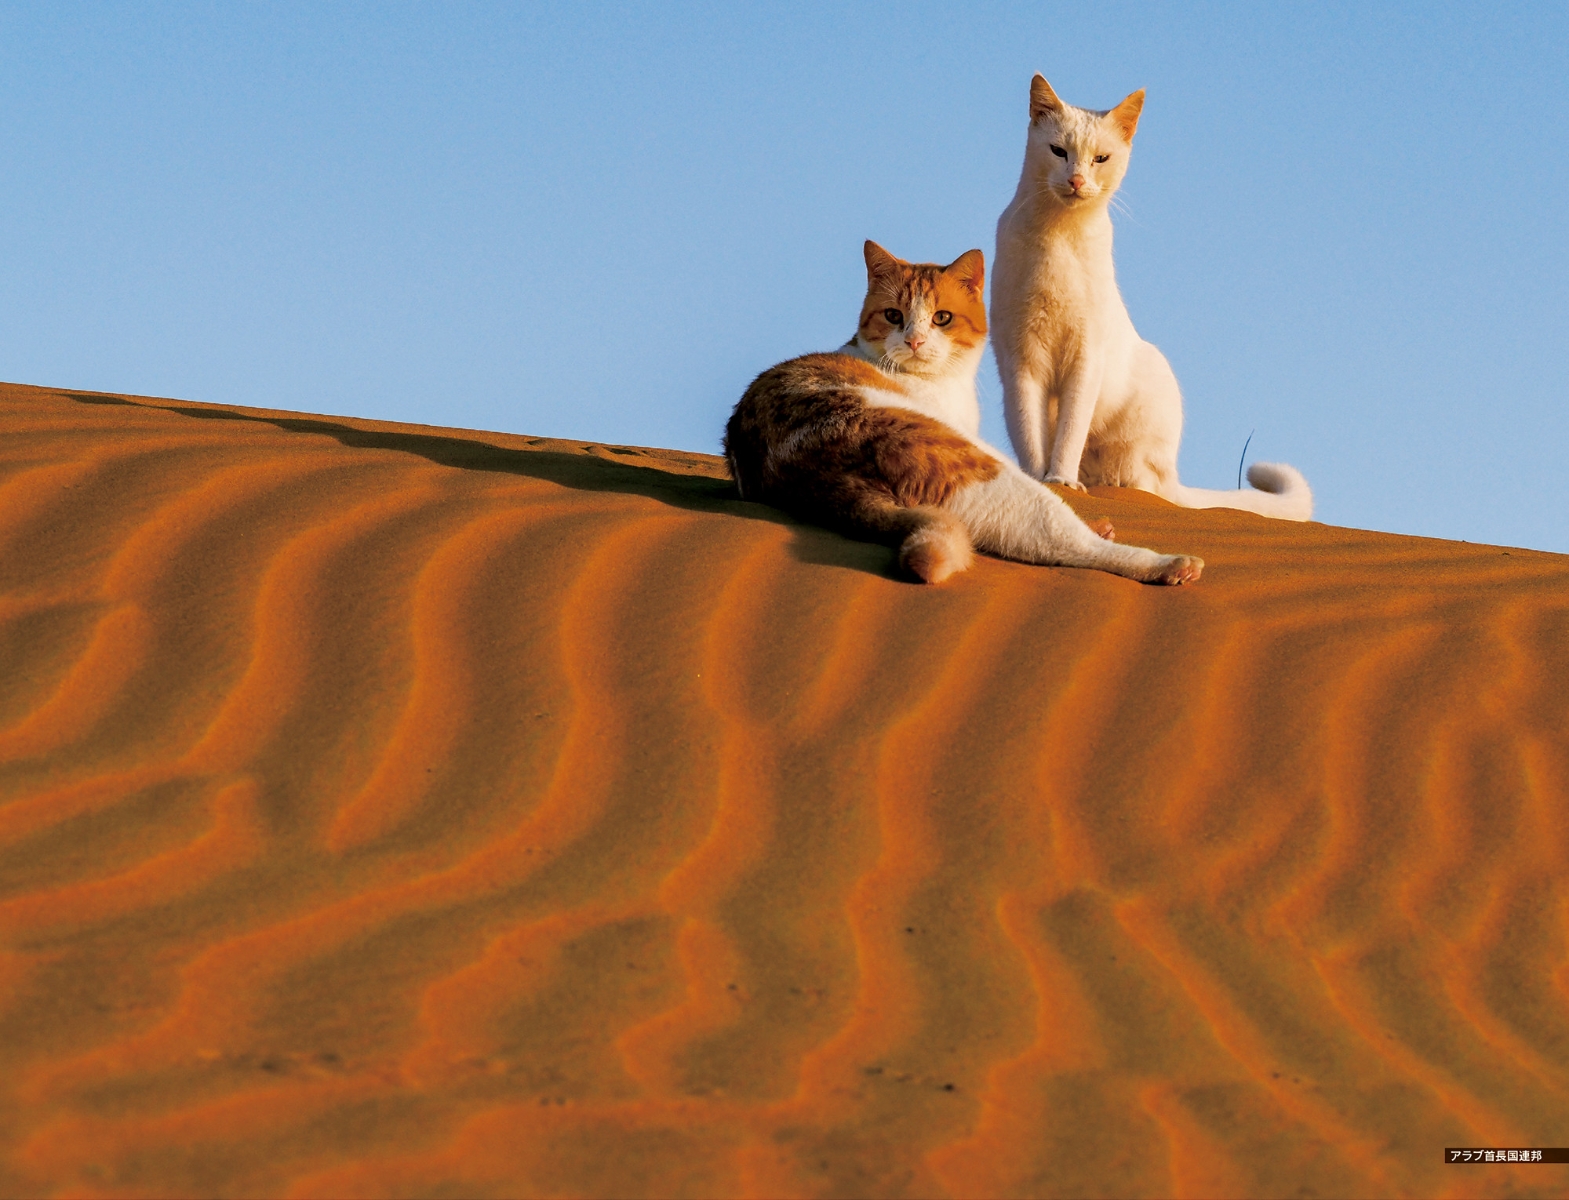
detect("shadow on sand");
top-left (67, 392), bottom-right (901, 579)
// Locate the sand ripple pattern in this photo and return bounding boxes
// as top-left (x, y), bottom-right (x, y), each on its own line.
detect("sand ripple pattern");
top-left (2, 382), bottom-right (1568, 1198)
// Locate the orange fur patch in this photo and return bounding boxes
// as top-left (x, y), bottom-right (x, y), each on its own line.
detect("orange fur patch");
top-left (867, 409), bottom-right (999, 508)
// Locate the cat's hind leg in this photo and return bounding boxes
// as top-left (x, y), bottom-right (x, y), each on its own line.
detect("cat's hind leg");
top-left (947, 465), bottom-right (1202, 585)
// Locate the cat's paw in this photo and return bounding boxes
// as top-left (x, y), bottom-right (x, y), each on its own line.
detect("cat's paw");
top-left (1153, 555), bottom-right (1203, 586)
top-left (1043, 474), bottom-right (1088, 493)
top-left (1088, 518), bottom-right (1116, 541)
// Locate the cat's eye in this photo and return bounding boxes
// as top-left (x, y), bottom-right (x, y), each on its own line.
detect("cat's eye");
top-left (932, 311), bottom-right (953, 327)
top-left (883, 308), bottom-right (904, 327)
top-left (1050, 145), bottom-right (1067, 158)
top-left (1093, 154), bottom-right (1110, 164)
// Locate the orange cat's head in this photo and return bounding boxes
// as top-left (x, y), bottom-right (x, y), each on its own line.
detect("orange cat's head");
top-left (854, 242), bottom-right (986, 376)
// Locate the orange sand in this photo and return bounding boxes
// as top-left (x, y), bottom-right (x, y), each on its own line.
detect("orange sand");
top-left (1, 380), bottom-right (1567, 1199)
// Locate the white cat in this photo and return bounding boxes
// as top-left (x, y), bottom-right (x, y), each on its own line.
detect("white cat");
top-left (991, 75), bottom-right (1313, 521)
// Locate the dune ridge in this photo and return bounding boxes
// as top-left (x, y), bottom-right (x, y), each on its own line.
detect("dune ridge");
top-left (1, 380), bottom-right (1567, 1198)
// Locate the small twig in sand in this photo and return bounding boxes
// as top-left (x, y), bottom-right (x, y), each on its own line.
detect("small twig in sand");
top-left (1237, 429), bottom-right (1255, 490)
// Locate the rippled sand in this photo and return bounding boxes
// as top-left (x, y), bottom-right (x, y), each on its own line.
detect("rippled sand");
top-left (2, 380), bottom-right (1567, 1198)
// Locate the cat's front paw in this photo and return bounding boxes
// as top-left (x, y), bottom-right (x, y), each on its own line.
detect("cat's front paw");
top-left (1043, 474), bottom-right (1087, 493)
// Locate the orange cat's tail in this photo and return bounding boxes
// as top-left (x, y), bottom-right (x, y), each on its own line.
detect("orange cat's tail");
top-left (1170, 462), bottom-right (1313, 522)
top-left (897, 513), bottom-right (974, 584)
top-left (833, 484), bottom-right (974, 584)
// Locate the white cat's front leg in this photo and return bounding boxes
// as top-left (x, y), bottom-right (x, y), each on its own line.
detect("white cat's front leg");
top-left (1001, 370), bottom-right (1049, 479)
top-left (1043, 368), bottom-right (1103, 492)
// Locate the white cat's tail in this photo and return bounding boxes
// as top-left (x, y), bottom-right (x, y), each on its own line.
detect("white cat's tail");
top-left (1168, 462), bottom-right (1313, 522)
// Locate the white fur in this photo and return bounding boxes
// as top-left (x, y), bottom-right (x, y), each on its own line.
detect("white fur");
top-left (842, 328), bottom-right (1201, 585)
top-left (842, 332), bottom-right (984, 438)
top-left (991, 78), bottom-right (1313, 522)
top-left (947, 462), bottom-right (1193, 582)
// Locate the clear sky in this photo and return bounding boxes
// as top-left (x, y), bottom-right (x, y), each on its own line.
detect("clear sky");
top-left (3, 2), bottom-right (1566, 551)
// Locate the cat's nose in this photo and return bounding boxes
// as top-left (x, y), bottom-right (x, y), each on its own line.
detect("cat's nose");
top-left (1070, 174), bottom-right (1086, 192)
top-left (905, 334), bottom-right (926, 351)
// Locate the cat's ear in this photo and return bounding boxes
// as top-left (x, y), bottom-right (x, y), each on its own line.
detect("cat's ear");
top-left (1030, 75), bottom-right (1064, 123)
top-left (944, 249), bottom-right (985, 296)
top-left (1108, 89), bottom-right (1145, 142)
top-left (864, 240), bottom-right (902, 279)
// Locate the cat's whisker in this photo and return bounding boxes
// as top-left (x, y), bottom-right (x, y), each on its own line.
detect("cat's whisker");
top-left (1109, 192), bottom-right (1147, 228)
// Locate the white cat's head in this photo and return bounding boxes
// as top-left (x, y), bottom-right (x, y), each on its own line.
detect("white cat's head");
top-left (1023, 75), bottom-right (1143, 210)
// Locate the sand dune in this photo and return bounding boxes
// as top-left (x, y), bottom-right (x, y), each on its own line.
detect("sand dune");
top-left (1, 379), bottom-right (1567, 1198)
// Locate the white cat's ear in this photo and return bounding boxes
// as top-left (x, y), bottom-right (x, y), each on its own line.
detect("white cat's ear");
top-left (1030, 75), bottom-right (1064, 123)
top-left (944, 249), bottom-right (985, 295)
top-left (864, 240), bottom-right (901, 278)
top-left (1108, 89), bottom-right (1145, 141)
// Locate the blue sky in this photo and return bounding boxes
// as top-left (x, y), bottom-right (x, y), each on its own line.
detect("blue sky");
top-left (3, 2), bottom-right (1566, 551)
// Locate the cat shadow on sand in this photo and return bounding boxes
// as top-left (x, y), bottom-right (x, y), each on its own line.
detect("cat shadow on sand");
top-left (65, 391), bottom-right (893, 578)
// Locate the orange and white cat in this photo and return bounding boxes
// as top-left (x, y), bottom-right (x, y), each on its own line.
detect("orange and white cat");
top-left (992, 75), bottom-right (1313, 520)
top-left (724, 241), bottom-right (1203, 585)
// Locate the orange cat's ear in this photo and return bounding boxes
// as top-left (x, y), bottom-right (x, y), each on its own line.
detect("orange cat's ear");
top-left (1030, 75), bottom-right (1064, 123)
top-left (1109, 89), bottom-right (1145, 141)
top-left (944, 249), bottom-right (985, 296)
top-left (864, 240), bottom-right (902, 278)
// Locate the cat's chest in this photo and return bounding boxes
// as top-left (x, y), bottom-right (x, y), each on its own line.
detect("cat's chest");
top-left (1029, 245), bottom-right (1112, 306)
top-left (1015, 250), bottom-right (1127, 361)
